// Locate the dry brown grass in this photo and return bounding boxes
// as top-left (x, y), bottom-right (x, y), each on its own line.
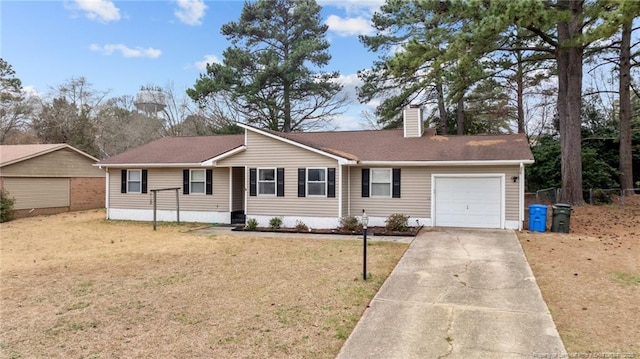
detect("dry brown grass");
top-left (519, 199), bottom-right (640, 355)
top-left (0, 210), bottom-right (407, 359)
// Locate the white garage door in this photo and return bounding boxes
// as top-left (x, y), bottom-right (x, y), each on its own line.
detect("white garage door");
top-left (434, 176), bottom-right (502, 228)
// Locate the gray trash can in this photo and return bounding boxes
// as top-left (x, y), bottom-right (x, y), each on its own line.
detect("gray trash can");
top-left (551, 203), bottom-right (572, 233)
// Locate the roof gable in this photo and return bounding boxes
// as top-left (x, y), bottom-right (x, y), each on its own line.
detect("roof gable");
top-left (0, 144), bottom-right (98, 167)
top-left (239, 124), bottom-right (357, 163)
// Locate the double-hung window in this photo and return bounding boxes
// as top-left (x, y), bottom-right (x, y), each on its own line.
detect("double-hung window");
top-left (371, 169), bottom-right (392, 197)
top-left (121, 169), bottom-right (147, 194)
top-left (127, 170), bottom-right (142, 193)
top-left (307, 168), bottom-right (326, 196)
top-left (183, 169), bottom-right (212, 195)
top-left (190, 169), bottom-right (205, 194)
top-left (297, 167), bottom-right (335, 198)
top-left (258, 168), bottom-right (276, 195)
top-left (249, 168), bottom-right (284, 197)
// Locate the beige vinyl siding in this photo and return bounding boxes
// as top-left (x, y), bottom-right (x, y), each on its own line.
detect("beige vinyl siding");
top-left (218, 131), bottom-right (340, 217)
top-left (348, 165), bottom-right (521, 221)
top-left (425, 166), bottom-right (520, 221)
top-left (3, 177), bottom-right (69, 209)
top-left (108, 168), bottom-right (229, 211)
top-left (0, 148), bottom-right (104, 177)
top-left (349, 167), bottom-right (429, 218)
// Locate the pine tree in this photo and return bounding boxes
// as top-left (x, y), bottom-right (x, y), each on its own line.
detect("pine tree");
top-left (188, 0), bottom-right (346, 132)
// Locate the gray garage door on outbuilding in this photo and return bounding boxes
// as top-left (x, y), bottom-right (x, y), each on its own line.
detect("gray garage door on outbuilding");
top-left (433, 175), bottom-right (503, 228)
top-left (3, 178), bottom-right (70, 210)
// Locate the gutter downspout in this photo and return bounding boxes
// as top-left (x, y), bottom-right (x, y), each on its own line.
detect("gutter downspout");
top-left (228, 168), bottom-right (233, 223)
top-left (347, 166), bottom-right (351, 216)
top-left (338, 165), bottom-right (343, 219)
top-left (104, 168), bottom-right (110, 219)
top-left (519, 162), bottom-right (524, 231)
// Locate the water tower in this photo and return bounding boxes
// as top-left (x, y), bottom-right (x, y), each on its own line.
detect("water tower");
top-left (134, 86), bottom-right (166, 117)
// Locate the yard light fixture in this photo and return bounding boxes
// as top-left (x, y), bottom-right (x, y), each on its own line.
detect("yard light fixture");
top-left (362, 209), bottom-right (369, 281)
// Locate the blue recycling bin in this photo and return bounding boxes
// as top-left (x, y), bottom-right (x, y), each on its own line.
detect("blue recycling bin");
top-left (528, 204), bottom-right (548, 232)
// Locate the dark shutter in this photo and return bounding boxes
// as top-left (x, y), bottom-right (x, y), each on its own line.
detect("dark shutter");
top-left (183, 169), bottom-right (190, 195)
top-left (297, 168), bottom-right (306, 197)
top-left (327, 168), bottom-right (336, 198)
top-left (121, 169), bottom-right (127, 193)
top-left (141, 170), bottom-right (148, 194)
top-left (361, 168), bottom-right (370, 197)
top-left (277, 168), bottom-right (285, 197)
top-left (249, 168), bottom-right (257, 196)
top-left (392, 168), bottom-right (401, 198)
top-left (206, 169), bottom-right (213, 195)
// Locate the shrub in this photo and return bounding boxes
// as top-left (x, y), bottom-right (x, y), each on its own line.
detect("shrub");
top-left (0, 189), bottom-right (15, 223)
top-left (245, 218), bottom-right (258, 230)
top-left (385, 213), bottom-right (409, 232)
top-left (339, 216), bottom-right (363, 232)
top-left (294, 220), bottom-right (309, 232)
top-left (269, 217), bottom-right (282, 230)
top-left (592, 189), bottom-right (612, 205)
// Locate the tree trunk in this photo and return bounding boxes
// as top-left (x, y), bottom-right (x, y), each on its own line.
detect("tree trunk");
top-left (556, 0), bottom-right (585, 205)
top-left (283, 81), bottom-right (291, 132)
top-left (436, 80), bottom-right (448, 135)
top-left (619, 20), bottom-right (633, 191)
top-left (456, 97), bottom-right (464, 135)
top-left (516, 51), bottom-right (525, 134)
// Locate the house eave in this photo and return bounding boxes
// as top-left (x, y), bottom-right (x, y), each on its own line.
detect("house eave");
top-left (93, 163), bottom-right (204, 168)
top-left (356, 159), bottom-right (535, 166)
top-left (201, 145), bottom-right (247, 166)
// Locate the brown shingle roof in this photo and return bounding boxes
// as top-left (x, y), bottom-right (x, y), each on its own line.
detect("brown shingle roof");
top-left (272, 129), bottom-right (534, 162)
top-left (97, 135), bottom-right (245, 165)
top-left (97, 128), bottom-right (533, 166)
top-left (0, 144), bottom-right (98, 167)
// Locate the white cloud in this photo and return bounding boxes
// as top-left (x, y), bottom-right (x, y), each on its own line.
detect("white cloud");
top-left (174, 0), bottom-right (207, 26)
top-left (89, 44), bottom-right (161, 58)
top-left (318, 0), bottom-right (383, 15)
top-left (194, 54), bottom-right (222, 70)
top-left (73, 0), bottom-right (121, 22)
top-left (22, 86), bottom-right (42, 98)
top-left (334, 72), bottom-right (377, 107)
top-left (325, 15), bottom-right (372, 37)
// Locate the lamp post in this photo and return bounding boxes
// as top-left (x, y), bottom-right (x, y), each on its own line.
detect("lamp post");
top-left (362, 209), bottom-right (368, 281)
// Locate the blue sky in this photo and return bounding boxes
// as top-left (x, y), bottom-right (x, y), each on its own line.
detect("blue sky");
top-left (1, 0), bottom-right (386, 130)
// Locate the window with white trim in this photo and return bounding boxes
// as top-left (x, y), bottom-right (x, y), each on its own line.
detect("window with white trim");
top-left (190, 169), bottom-right (205, 194)
top-left (307, 168), bottom-right (326, 196)
top-left (371, 169), bottom-right (391, 197)
top-left (258, 168), bottom-right (276, 195)
top-left (127, 170), bottom-right (142, 193)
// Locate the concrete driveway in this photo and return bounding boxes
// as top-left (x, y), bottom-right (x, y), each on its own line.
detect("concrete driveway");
top-left (337, 228), bottom-right (566, 359)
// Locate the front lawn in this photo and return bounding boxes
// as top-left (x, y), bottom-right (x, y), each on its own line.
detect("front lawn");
top-left (0, 210), bottom-right (407, 358)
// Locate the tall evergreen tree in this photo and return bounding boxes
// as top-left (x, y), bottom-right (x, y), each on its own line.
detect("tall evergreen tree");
top-left (360, 0), bottom-right (628, 204)
top-left (614, 5), bottom-right (637, 191)
top-left (188, 0), bottom-right (346, 132)
top-left (0, 58), bottom-right (32, 144)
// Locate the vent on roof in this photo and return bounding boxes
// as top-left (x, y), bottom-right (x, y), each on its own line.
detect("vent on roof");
top-left (403, 105), bottom-right (423, 138)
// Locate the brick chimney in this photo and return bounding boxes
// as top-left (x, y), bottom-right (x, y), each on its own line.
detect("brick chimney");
top-left (403, 104), bottom-right (423, 138)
